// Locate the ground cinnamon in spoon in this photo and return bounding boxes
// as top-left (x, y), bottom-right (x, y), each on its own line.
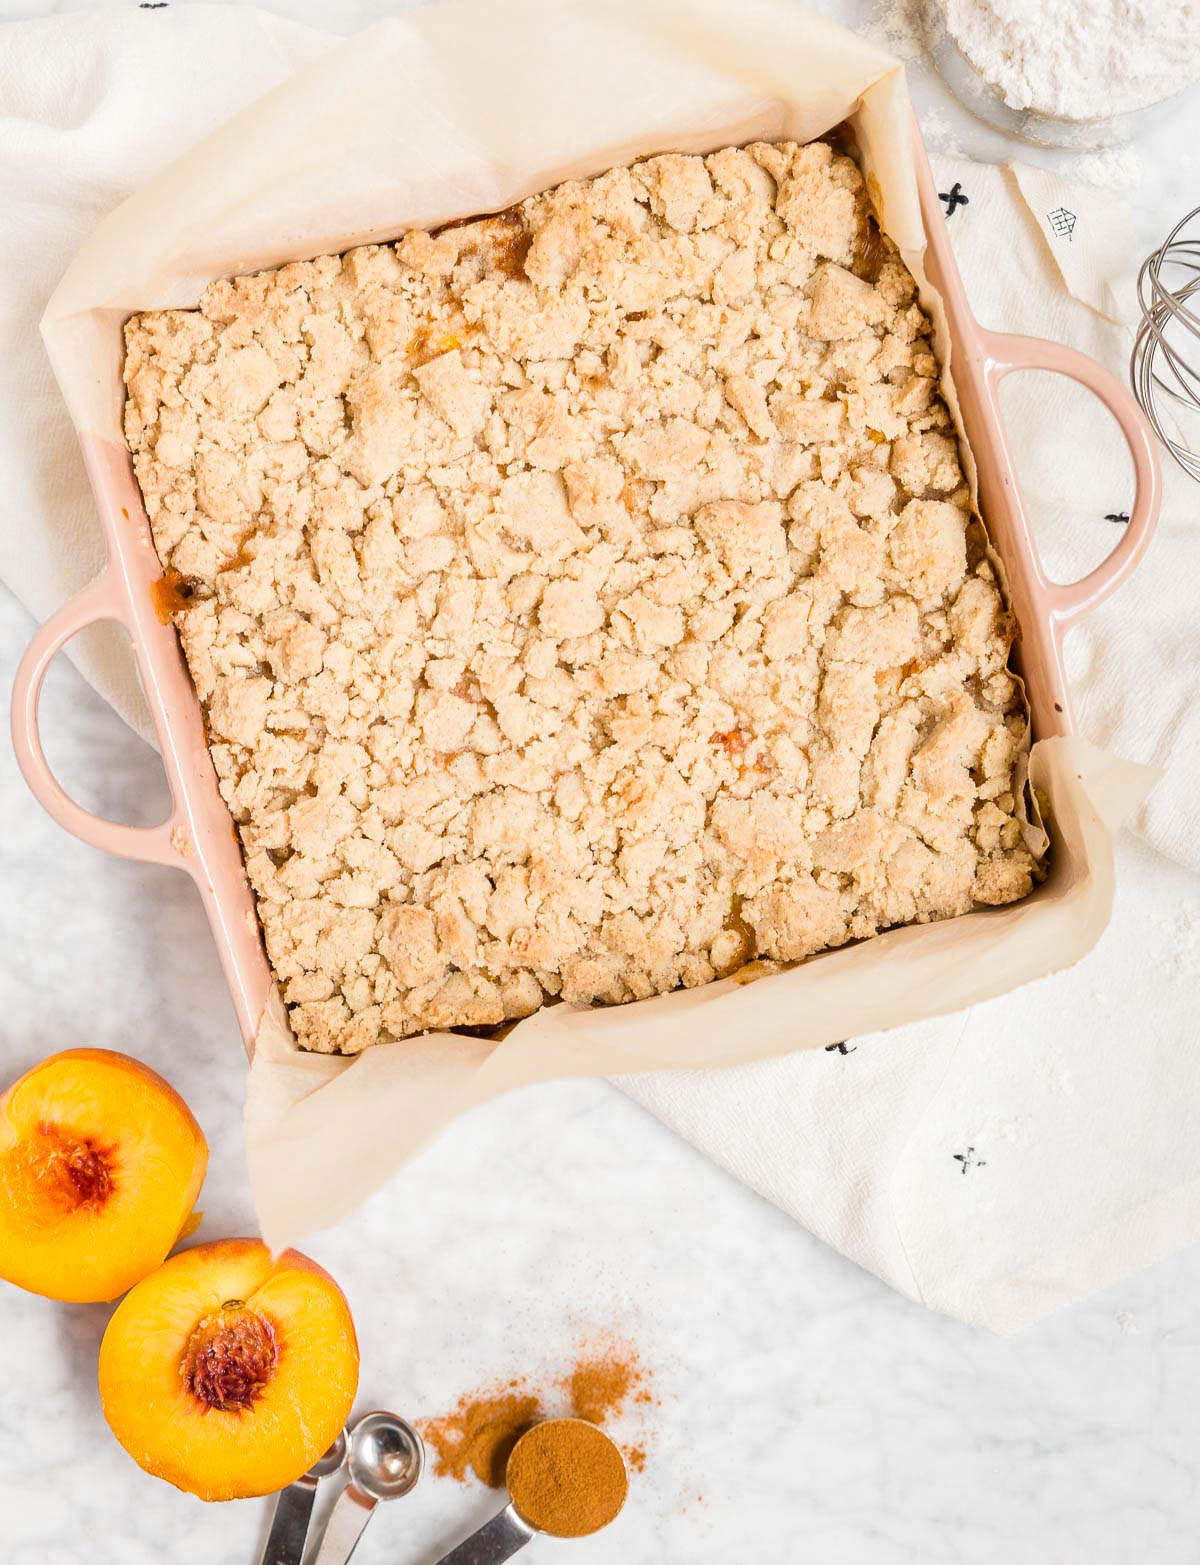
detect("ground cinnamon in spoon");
top-left (506, 1418), bottom-right (628, 1538)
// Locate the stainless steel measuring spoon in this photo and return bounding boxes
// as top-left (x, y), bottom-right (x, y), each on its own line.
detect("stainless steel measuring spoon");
top-left (431, 1419), bottom-right (628, 1564)
top-left (259, 1430), bottom-right (347, 1565)
top-left (434, 1502), bottom-right (537, 1565)
top-left (308, 1410), bottom-right (424, 1565)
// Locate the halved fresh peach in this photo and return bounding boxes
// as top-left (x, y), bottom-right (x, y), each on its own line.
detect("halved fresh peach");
top-left (99, 1238), bottom-right (359, 1500)
top-left (0, 1048), bottom-right (207, 1303)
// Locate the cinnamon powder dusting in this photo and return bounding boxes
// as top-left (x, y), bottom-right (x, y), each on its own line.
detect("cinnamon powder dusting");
top-left (420, 1342), bottom-right (652, 1487)
top-left (421, 1384), bottom-right (540, 1487)
top-left (565, 1347), bottom-right (646, 1424)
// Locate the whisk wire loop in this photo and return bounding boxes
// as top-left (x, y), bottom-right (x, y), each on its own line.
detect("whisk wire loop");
top-left (1132, 205), bottom-right (1200, 483)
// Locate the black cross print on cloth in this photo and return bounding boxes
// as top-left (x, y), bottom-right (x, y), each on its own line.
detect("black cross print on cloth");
top-left (1105, 512), bottom-right (1130, 524)
top-left (938, 182), bottom-right (970, 217)
top-left (953, 1147), bottom-right (986, 1174)
top-left (824, 1041), bottom-right (857, 1055)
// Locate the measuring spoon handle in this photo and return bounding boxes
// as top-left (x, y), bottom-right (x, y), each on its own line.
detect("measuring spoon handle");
top-left (260, 1475), bottom-right (318, 1565)
top-left (434, 1503), bottom-right (536, 1565)
top-left (308, 1482), bottom-right (377, 1565)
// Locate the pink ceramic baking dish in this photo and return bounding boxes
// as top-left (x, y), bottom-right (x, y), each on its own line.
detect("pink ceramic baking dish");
top-left (12, 126), bottom-right (1161, 1057)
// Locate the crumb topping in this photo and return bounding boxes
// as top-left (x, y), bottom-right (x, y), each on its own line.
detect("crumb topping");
top-left (124, 141), bottom-right (1036, 1053)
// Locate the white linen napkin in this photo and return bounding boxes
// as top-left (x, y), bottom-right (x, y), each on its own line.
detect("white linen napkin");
top-left (3, 7), bottom-right (1197, 1332)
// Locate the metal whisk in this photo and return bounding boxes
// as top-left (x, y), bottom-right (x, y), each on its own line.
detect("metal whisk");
top-left (1132, 204), bottom-right (1200, 484)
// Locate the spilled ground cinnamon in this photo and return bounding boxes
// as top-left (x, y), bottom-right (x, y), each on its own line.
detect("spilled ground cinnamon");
top-left (506, 1419), bottom-right (628, 1538)
top-left (420, 1383), bottom-right (540, 1487)
top-left (566, 1348), bottom-right (645, 1424)
top-left (420, 1341), bottom-right (650, 1487)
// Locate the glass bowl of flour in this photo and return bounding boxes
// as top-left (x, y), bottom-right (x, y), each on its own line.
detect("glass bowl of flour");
top-left (923, 0), bottom-right (1200, 148)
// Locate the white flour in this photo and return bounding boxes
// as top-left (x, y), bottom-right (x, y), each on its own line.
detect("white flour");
top-left (940, 0), bottom-right (1200, 120)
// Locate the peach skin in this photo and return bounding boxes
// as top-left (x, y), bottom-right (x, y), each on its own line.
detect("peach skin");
top-left (0, 1048), bottom-right (207, 1303)
top-left (98, 1238), bottom-right (360, 1500)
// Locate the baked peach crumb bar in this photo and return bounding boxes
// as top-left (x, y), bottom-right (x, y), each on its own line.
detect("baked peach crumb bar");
top-left (123, 140), bottom-right (1037, 1054)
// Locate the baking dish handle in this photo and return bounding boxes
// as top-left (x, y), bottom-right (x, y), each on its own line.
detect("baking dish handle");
top-left (981, 331), bottom-right (1161, 632)
top-left (11, 572), bottom-right (183, 868)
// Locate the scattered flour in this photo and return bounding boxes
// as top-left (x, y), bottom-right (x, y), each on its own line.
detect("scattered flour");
top-left (866, 0), bottom-right (925, 61)
top-left (1151, 902), bottom-right (1200, 982)
top-left (1071, 145), bottom-right (1143, 193)
top-left (1172, 904), bottom-right (1200, 978)
top-left (940, 0), bottom-right (1200, 121)
top-left (913, 101), bottom-right (958, 154)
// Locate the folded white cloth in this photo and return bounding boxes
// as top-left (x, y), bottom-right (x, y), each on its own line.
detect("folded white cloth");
top-left (3, 6), bottom-right (1197, 1332)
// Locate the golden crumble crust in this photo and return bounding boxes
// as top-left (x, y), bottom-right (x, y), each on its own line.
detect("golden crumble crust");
top-left (124, 141), bottom-right (1036, 1054)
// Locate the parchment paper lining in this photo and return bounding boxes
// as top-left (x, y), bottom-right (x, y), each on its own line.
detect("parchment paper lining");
top-left (39, 0), bottom-right (1154, 1247)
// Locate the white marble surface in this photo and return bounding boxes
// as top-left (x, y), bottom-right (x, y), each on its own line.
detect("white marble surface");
top-left (3, 2), bottom-right (1200, 1562)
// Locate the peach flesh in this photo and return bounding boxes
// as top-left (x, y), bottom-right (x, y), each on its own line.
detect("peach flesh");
top-left (20, 1125), bottom-right (115, 1216)
top-left (99, 1239), bottom-right (359, 1501)
top-left (0, 1049), bottom-right (208, 1303)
